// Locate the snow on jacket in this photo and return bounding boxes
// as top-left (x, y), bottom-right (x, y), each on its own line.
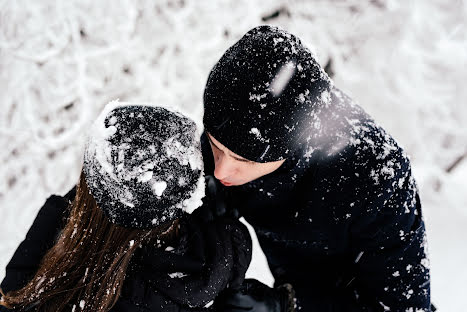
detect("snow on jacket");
top-left (0, 189), bottom-right (252, 312)
top-left (202, 86), bottom-right (432, 311)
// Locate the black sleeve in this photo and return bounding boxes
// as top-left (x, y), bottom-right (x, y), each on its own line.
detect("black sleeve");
top-left (294, 143), bottom-right (431, 311)
top-left (346, 147), bottom-right (431, 311)
top-left (0, 193), bottom-right (71, 294)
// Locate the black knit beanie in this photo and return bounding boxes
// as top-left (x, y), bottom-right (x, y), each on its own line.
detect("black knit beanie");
top-left (203, 25), bottom-right (332, 162)
top-left (83, 102), bottom-right (204, 229)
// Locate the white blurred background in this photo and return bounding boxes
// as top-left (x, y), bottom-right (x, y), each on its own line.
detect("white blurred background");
top-left (1, 0), bottom-right (466, 310)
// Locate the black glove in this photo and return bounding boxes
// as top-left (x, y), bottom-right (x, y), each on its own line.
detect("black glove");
top-left (137, 214), bottom-right (252, 309)
top-left (215, 279), bottom-right (295, 312)
top-left (192, 175), bottom-right (239, 222)
top-left (191, 176), bottom-right (250, 289)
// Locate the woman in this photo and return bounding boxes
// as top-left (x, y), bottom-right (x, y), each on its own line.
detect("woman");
top-left (0, 102), bottom-right (252, 311)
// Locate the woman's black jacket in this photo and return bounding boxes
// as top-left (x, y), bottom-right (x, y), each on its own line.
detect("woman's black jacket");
top-left (0, 188), bottom-right (252, 311)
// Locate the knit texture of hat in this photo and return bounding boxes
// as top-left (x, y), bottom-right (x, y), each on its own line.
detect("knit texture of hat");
top-left (84, 101), bottom-right (205, 229)
top-left (203, 25), bottom-right (333, 162)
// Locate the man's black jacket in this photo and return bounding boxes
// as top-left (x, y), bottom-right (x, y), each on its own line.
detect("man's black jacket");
top-left (202, 86), bottom-right (432, 311)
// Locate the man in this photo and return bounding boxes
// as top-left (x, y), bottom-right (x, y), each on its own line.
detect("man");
top-left (201, 26), bottom-right (432, 311)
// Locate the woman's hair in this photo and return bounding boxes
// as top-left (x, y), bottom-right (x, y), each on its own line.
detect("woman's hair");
top-left (0, 171), bottom-right (179, 311)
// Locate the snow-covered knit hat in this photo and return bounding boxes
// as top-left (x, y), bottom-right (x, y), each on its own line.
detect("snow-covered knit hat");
top-left (83, 101), bottom-right (205, 229)
top-left (203, 25), bottom-right (333, 162)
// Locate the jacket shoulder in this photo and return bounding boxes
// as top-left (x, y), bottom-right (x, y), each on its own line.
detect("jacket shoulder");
top-left (304, 88), bottom-right (413, 222)
top-left (36, 193), bottom-right (72, 219)
top-left (1, 191), bottom-right (72, 293)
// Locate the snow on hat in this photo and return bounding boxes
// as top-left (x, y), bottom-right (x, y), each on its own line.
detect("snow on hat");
top-left (83, 101), bottom-right (205, 229)
top-left (203, 25), bottom-right (333, 162)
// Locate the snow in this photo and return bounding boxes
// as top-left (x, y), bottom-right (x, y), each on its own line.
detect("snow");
top-left (269, 60), bottom-right (296, 97)
top-left (168, 272), bottom-right (188, 279)
top-left (182, 173), bottom-right (206, 214)
top-left (0, 1), bottom-right (466, 310)
top-left (152, 181), bottom-right (167, 197)
top-left (165, 137), bottom-right (203, 171)
top-left (249, 92), bottom-right (267, 102)
top-left (355, 251), bottom-right (364, 263)
top-left (249, 127), bottom-right (269, 143)
top-left (83, 268), bottom-right (89, 281)
top-left (273, 37), bottom-right (284, 45)
top-left (320, 90), bottom-right (331, 104)
top-left (137, 171), bottom-right (153, 183)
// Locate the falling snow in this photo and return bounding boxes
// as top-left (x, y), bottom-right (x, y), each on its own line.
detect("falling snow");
top-left (0, 2), bottom-right (465, 310)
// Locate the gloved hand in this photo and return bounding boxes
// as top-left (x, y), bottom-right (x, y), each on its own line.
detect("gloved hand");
top-left (138, 214), bottom-right (252, 309)
top-left (215, 279), bottom-right (295, 312)
top-left (192, 175), bottom-right (239, 222)
top-left (191, 175), bottom-right (249, 289)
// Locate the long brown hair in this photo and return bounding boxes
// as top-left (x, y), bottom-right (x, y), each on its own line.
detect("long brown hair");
top-left (0, 171), bottom-right (178, 311)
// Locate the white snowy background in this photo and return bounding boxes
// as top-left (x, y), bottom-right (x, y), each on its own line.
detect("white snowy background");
top-left (1, 0), bottom-right (466, 310)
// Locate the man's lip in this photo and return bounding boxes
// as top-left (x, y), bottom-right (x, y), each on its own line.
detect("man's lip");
top-left (220, 180), bottom-right (233, 186)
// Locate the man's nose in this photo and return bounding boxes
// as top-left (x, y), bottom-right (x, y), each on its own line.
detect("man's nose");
top-left (214, 155), bottom-right (235, 181)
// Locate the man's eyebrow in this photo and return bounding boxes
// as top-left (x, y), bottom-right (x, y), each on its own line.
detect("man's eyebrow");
top-left (232, 155), bottom-right (252, 162)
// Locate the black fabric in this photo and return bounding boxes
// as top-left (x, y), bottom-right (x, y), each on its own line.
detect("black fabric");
top-left (0, 192), bottom-right (252, 312)
top-left (193, 176), bottom-right (240, 223)
top-left (203, 25), bottom-right (332, 162)
top-left (215, 279), bottom-right (289, 312)
top-left (138, 215), bottom-right (252, 309)
top-left (202, 86), bottom-right (432, 311)
top-left (0, 195), bottom-right (70, 295)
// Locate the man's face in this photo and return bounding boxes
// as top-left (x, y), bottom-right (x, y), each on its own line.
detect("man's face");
top-left (207, 133), bottom-right (285, 186)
